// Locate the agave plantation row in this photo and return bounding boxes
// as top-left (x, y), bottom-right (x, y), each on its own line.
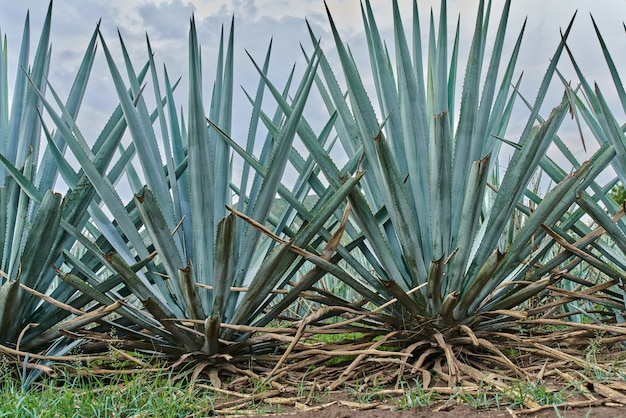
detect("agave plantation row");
top-left (1, 0), bottom-right (626, 386)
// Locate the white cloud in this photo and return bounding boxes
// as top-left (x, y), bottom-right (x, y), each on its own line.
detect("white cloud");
top-left (1, 0), bottom-right (625, 189)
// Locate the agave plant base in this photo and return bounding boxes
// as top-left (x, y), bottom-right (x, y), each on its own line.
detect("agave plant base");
top-left (2, 306), bottom-right (626, 413)
top-left (261, 323), bottom-right (626, 410)
top-left (227, 285), bottom-right (626, 406)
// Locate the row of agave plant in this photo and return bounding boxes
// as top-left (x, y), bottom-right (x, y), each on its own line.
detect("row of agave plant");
top-left (1, 0), bottom-right (626, 386)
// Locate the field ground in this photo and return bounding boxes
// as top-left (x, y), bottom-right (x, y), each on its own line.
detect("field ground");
top-left (1, 363), bottom-right (625, 417)
top-left (3, 329), bottom-right (626, 417)
top-left (259, 403), bottom-right (624, 418)
top-left (264, 404), bottom-right (626, 418)
top-left (220, 382), bottom-right (626, 418)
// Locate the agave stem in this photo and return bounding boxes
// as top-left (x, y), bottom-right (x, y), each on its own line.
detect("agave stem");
top-left (203, 315), bottom-right (221, 355)
top-left (179, 265), bottom-right (206, 332)
top-left (438, 291), bottom-right (459, 325)
top-left (426, 255), bottom-right (445, 315)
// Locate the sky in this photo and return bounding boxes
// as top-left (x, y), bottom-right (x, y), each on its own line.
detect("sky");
top-left (1, 0), bottom-right (626, 193)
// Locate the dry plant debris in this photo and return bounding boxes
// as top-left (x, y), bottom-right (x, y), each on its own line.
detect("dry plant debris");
top-left (2, 286), bottom-right (626, 415)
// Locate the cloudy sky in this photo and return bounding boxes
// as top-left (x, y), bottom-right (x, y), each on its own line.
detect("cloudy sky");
top-left (1, 0), bottom-right (625, 190)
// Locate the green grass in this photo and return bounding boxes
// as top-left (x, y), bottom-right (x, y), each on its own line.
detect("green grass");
top-left (0, 362), bottom-right (217, 417)
top-left (396, 379), bottom-right (438, 409)
top-left (504, 380), bottom-right (568, 409)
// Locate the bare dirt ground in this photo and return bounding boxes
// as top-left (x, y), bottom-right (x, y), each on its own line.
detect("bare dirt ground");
top-left (226, 387), bottom-right (626, 418)
top-left (257, 403), bottom-right (625, 418)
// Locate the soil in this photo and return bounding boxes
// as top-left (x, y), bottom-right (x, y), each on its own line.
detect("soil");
top-left (256, 403), bottom-right (626, 418)
top-left (242, 389), bottom-right (626, 418)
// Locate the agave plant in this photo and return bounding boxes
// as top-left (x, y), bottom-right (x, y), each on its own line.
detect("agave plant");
top-left (552, 17), bottom-right (626, 320)
top-left (0, 4), bottom-right (118, 355)
top-left (280, 0), bottom-right (619, 363)
top-left (26, 12), bottom-right (367, 371)
top-left (6, 0), bottom-right (625, 396)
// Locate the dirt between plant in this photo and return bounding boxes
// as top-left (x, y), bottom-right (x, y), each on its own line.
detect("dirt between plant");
top-left (256, 403), bottom-right (625, 418)
top-left (247, 391), bottom-right (626, 418)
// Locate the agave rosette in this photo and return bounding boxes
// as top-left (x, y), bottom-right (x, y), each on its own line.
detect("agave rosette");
top-left (290, 0), bottom-right (619, 345)
top-left (25, 12), bottom-right (366, 366)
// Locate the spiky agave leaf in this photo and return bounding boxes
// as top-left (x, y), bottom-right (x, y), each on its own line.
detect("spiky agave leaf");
top-left (39, 15), bottom-right (364, 362)
top-left (0, 13), bottom-right (142, 388)
top-left (0, 3), bottom-right (124, 363)
top-left (553, 24), bottom-right (626, 318)
top-left (298, 0), bottom-right (610, 339)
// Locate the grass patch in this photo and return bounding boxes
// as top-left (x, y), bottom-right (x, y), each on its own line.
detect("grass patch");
top-left (396, 378), bottom-right (438, 409)
top-left (0, 362), bottom-right (218, 417)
